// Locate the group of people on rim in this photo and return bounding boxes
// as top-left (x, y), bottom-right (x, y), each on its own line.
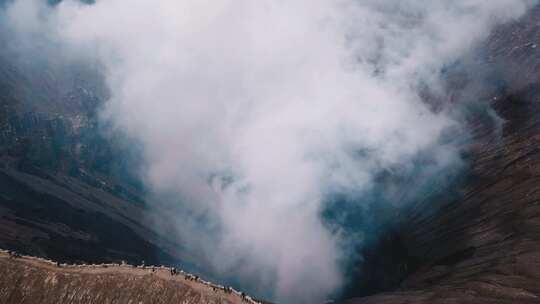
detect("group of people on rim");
top-left (7, 250), bottom-right (22, 258)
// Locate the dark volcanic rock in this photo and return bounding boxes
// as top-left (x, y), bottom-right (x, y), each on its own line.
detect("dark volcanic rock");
top-left (0, 20), bottom-right (189, 270)
top-left (343, 7), bottom-right (540, 304)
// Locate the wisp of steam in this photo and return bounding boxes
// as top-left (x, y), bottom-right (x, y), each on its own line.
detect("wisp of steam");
top-left (2, 0), bottom-right (537, 302)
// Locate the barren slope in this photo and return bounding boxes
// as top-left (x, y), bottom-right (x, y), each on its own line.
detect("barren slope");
top-left (343, 6), bottom-right (540, 304)
top-left (0, 250), bottom-right (258, 304)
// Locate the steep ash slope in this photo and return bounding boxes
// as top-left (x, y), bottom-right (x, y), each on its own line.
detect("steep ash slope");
top-left (0, 30), bottom-right (189, 268)
top-left (344, 6), bottom-right (540, 304)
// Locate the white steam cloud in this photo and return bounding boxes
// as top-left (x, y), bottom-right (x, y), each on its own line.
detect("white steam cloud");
top-left (3, 0), bottom-right (536, 302)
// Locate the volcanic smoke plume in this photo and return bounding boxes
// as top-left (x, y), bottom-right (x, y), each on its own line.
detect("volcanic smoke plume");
top-left (2, 0), bottom-right (536, 302)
